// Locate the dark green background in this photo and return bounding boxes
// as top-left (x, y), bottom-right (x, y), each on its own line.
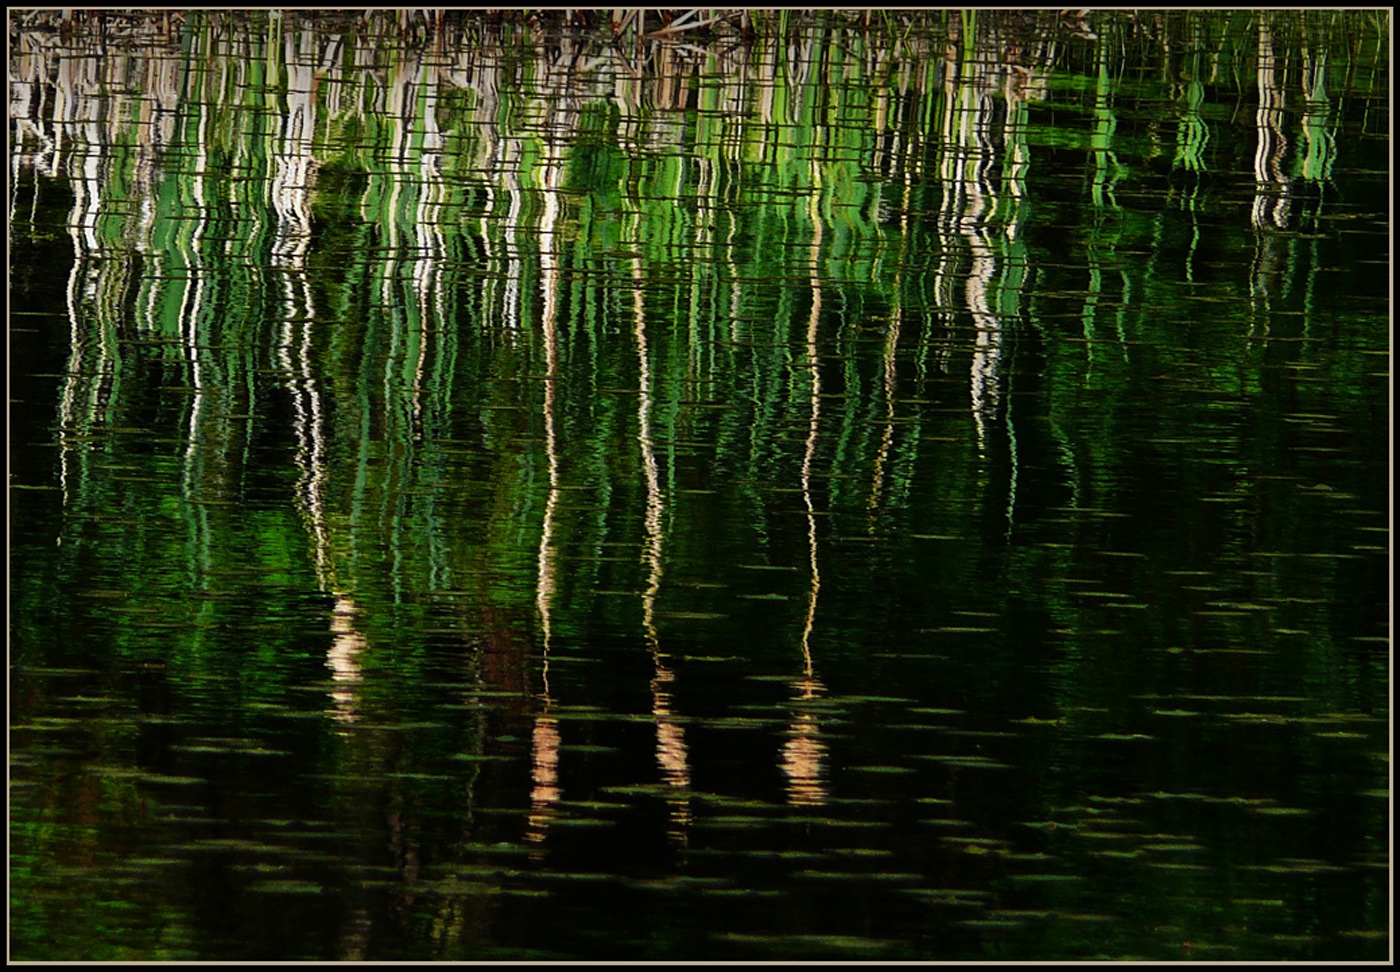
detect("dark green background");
top-left (9, 9), bottom-right (1389, 961)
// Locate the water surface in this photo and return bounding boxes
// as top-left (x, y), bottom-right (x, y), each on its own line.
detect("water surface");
top-left (9, 9), bottom-right (1390, 961)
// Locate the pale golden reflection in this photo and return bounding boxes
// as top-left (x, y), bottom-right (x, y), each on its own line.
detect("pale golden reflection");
top-left (781, 675), bottom-right (829, 807)
top-left (327, 595), bottom-right (367, 726)
top-left (650, 663), bottom-right (692, 841)
top-left (634, 272), bottom-right (665, 631)
top-left (933, 28), bottom-right (1037, 533)
top-left (1250, 20), bottom-right (1291, 337)
top-left (868, 65), bottom-right (917, 523)
top-left (526, 712), bottom-right (562, 850)
top-left (259, 31), bottom-right (360, 729)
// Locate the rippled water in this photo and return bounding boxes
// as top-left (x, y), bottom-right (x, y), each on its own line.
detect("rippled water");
top-left (9, 9), bottom-right (1390, 961)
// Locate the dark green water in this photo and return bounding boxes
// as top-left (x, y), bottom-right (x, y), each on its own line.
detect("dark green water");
top-left (9, 9), bottom-right (1389, 961)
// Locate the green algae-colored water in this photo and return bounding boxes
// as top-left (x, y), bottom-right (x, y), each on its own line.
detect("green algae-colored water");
top-left (9, 9), bottom-right (1389, 961)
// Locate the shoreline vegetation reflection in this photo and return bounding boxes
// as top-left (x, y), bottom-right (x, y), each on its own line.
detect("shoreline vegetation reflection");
top-left (9, 8), bottom-right (1389, 963)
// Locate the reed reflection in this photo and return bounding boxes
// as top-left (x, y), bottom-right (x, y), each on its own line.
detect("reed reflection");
top-left (633, 233), bottom-right (693, 843)
top-left (526, 116), bottom-right (569, 852)
top-left (782, 189), bottom-right (829, 808)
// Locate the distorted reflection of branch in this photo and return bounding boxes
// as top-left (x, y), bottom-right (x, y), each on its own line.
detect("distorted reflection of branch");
top-left (867, 66), bottom-right (920, 522)
top-left (626, 166), bottom-right (690, 836)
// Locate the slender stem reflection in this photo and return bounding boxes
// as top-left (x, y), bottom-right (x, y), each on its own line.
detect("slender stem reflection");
top-left (783, 188), bottom-right (829, 808)
top-left (634, 242), bottom-right (691, 842)
top-left (527, 128), bottom-right (567, 851)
